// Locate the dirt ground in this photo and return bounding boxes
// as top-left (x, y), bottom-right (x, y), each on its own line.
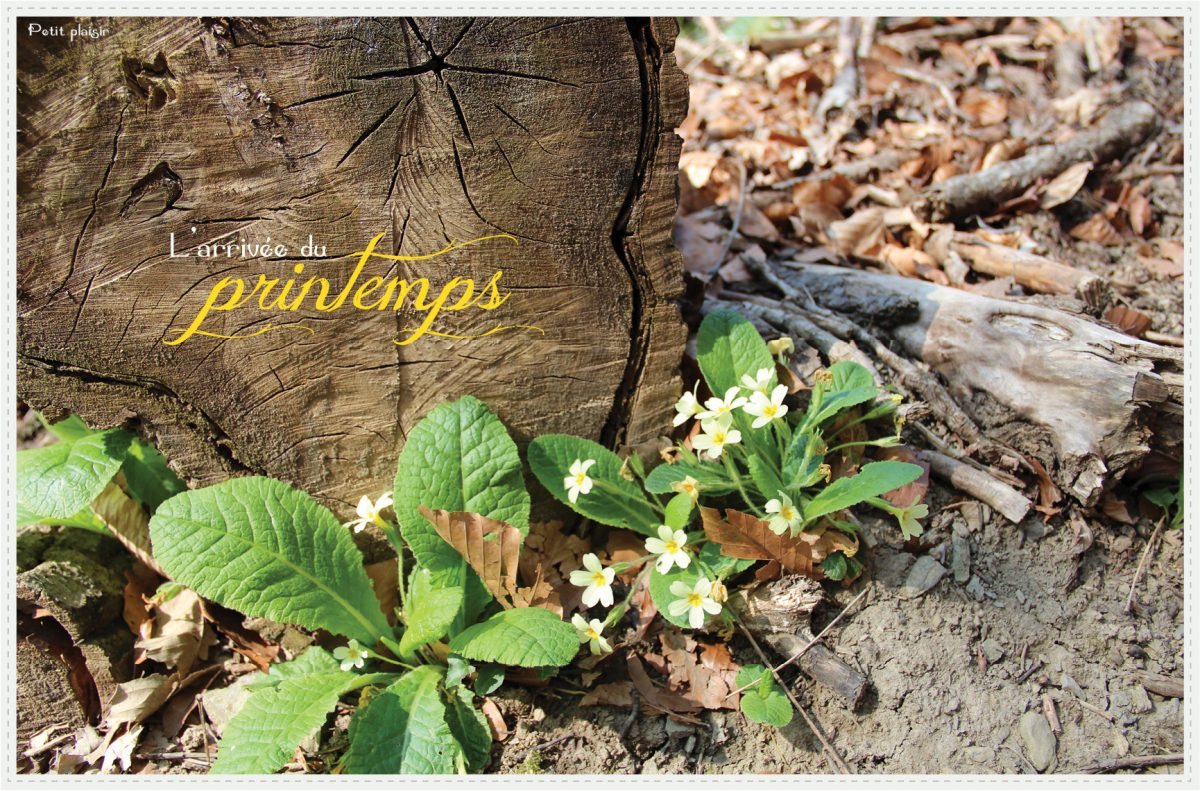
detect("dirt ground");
top-left (489, 497), bottom-right (1184, 774)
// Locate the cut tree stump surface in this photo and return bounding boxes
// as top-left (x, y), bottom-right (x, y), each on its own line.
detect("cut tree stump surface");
top-left (18, 17), bottom-right (688, 513)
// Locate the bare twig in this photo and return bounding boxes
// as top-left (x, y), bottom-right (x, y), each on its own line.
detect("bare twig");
top-left (715, 157), bottom-right (749, 270)
top-left (512, 734), bottom-right (579, 763)
top-left (618, 689), bottom-right (640, 760)
top-left (1125, 517), bottom-right (1166, 613)
top-left (1079, 753), bottom-right (1183, 774)
top-left (734, 616), bottom-right (852, 774)
top-left (925, 450), bottom-right (1032, 524)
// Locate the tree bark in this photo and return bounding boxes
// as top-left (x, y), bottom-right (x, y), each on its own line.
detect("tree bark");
top-left (17, 17), bottom-right (688, 514)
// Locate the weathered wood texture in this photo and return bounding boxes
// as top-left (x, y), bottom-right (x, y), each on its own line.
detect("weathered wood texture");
top-left (18, 17), bottom-right (688, 513)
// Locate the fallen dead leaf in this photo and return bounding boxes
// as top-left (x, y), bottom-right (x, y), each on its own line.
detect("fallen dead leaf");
top-left (699, 507), bottom-right (857, 579)
top-left (1040, 161), bottom-right (1092, 209)
top-left (480, 698), bottom-right (509, 741)
top-left (1069, 213), bottom-right (1123, 245)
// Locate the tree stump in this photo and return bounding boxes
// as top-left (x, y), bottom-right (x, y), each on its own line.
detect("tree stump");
top-left (17, 17), bottom-right (688, 512)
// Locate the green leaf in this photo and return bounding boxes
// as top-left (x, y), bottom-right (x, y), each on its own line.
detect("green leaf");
top-left (122, 438), bottom-right (187, 511)
top-left (819, 552), bottom-right (848, 581)
top-left (528, 434), bottom-right (658, 536)
top-left (212, 670), bottom-right (359, 774)
top-left (399, 568), bottom-right (463, 658)
top-left (648, 566), bottom-right (699, 628)
top-left (17, 429), bottom-right (132, 519)
top-left (445, 686), bottom-right (492, 772)
top-left (698, 540), bottom-right (754, 580)
top-left (16, 501), bottom-right (108, 533)
top-left (804, 461), bottom-right (923, 522)
top-left (448, 607), bottom-right (579, 667)
top-left (149, 477), bottom-right (391, 644)
top-left (1144, 487), bottom-right (1176, 509)
top-left (736, 665), bottom-right (792, 727)
top-left (781, 431), bottom-right (826, 490)
top-left (644, 459), bottom-right (735, 496)
top-left (663, 493), bottom-right (694, 530)
top-left (342, 666), bottom-right (459, 774)
top-left (808, 362), bottom-right (881, 426)
top-left (242, 647), bottom-right (340, 692)
top-left (473, 666), bottom-right (505, 695)
top-left (696, 310), bottom-right (774, 397)
top-left (746, 455), bottom-right (784, 500)
top-left (394, 396), bottom-right (529, 574)
top-left (41, 413), bottom-right (95, 442)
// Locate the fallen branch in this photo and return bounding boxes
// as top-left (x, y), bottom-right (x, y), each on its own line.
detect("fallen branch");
top-left (925, 450), bottom-right (1032, 524)
top-left (940, 234), bottom-right (1110, 308)
top-left (776, 263), bottom-right (1181, 506)
top-left (913, 101), bottom-right (1157, 222)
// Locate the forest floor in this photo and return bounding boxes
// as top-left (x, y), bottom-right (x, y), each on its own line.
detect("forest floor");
top-left (17, 16), bottom-right (1185, 777)
top-left (486, 16), bottom-right (1186, 776)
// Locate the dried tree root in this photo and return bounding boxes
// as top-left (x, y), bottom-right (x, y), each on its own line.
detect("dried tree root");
top-left (925, 450), bottom-right (1032, 524)
top-left (914, 100), bottom-right (1158, 222)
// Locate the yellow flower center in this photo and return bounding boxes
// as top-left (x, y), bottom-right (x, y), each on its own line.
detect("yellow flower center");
top-left (591, 571), bottom-right (607, 587)
top-left (781, 506), bottom-right (796, 521)
top-left (687, 593), bottom-right (704, 607)
top-left (664, 540), bottom-right (679, 553)
top-left (575, 473), bottom-right (587, 486)
top-left (712, 432), bottom-right (726, 443)
top-left (586, 628), bottom-right (600, 640)
top-left (763, 404), bottom-right (777, 417)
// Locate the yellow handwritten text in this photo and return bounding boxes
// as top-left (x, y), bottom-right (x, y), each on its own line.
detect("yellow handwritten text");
top-left (163, 233), bottom-right (539, 346)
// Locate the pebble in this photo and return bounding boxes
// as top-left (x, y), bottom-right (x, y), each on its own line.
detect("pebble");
top-left (950, 535), bottom-right (971, 583)
top-left (1128, 685), bottom-right (1154, 715)
top-left (901, 556), bottom-right (947, 599)
top-left (665, 718), bottom-right (693, 739)
top-left (980, 638), bottom-right (1004, 664)
top-left (1018, 710), bottom-right (1057, 772)
top-left (964, 745), bottom-right (993, 764)
top-left (1060, 674), bottom-right (1085, 699)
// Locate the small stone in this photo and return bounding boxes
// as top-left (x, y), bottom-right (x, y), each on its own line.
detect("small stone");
top-left (901, 556), bottom-right (947, 599)
top-left (1018, 711), bottom-right (1057, 772)
top-left (980, 638), bottom-right (1004, 664)
top-left (964, 745), bottom-right (993, 764)
top-left (1128, 685), bottom-right (1153, 715)
top-left (950, 535), bottom-right (971, 583)
top-left (684, 735), bottom-right (696, 754)
top-left (1060, 674), bottom-right (1085, 699)
top-left (965, 575), bottom-right (987, 601)
top-left (530, 706), bottom-right (546, 723)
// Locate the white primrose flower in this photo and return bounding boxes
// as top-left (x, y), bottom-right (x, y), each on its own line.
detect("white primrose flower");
top-left (673, 383), bottom-right (703, 427)
top-left (697, 387), bottom-right (748, 420)
top-left (569, 552), bottom-right (615, 607)
top-left (765, 492), bottom-right (804, 536)
top-left (667, 576), bottom-right (722, 629)
top-left (571, 613), bottom-right (613, 655)
top-left (564, 458), bottom-right (596, 504)
top-left (744, 383), bottom-right (790, 429)
top-left (740, 367), bottom-right (775, 394)
top-left (346, 491), bottom-right (393, 533)
top-left (645, 525), bottom-right (691, 574)
top-left (671, 475), bottom-right (701, 503)
top-left (333, 639), bottom-right (368, 671)
top-left (691, 416), bottom-right (741, 460)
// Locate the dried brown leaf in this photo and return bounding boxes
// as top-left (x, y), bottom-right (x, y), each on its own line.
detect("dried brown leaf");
top-left (364, 559), bottom-right (399, 624)
top-left (659, 630), bottom-right (739, 711)
top-left (700, 507), bottom-right (854, 579)
top-left (1040, 161), bottom-right (1093, 209)
top-left (136, 588), bottom-right (214, 676)
top-left (481, 698), bottom-right (509, 742)
top-left (91, 480), bottom-right (165, 576)
top-left (1104, 305), bottom-right (1153, 338)
top-left (1069, 213), bottom-right (1123, 245)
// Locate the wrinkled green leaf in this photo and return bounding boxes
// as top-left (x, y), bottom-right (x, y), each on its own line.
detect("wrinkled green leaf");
top-left (448, 607), bottom-right (578, 668)
top-left (644, 459), bottom-right (735, 497)
top-left (212, 671), bottom-right (360, 774)
top-left (445, 686), bottom-right (492, 772)
top-left (17, 429), bottom-right (132, 519)
top-left (664, 493), bottom-right (694, 530)
top-left (528, 434), bottom-right (658, 535)
top-left (150, 477), bottom-right (390, 644)
top-left (242, 647), bottom-right (340, 693)
top-left (696, 310), bottom-right (775, 397)
top-left (342, 666), bottom-right (459, 774)
top-left (399, 568), bottom-right (462, 658)
top-left (394, 396), bottom-right (529, 572)
top-left (746, 455), bottom-right (784, 500)
top-left (804, 461), bottom-right (923, 522)
top-left (122, 438), bottom-right (187, 511)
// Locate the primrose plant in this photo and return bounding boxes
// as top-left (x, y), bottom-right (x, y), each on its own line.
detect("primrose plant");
top-left (17, 399), bottom-right (583, 775)
top-left (527, 310), bottom-right (925, 727)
